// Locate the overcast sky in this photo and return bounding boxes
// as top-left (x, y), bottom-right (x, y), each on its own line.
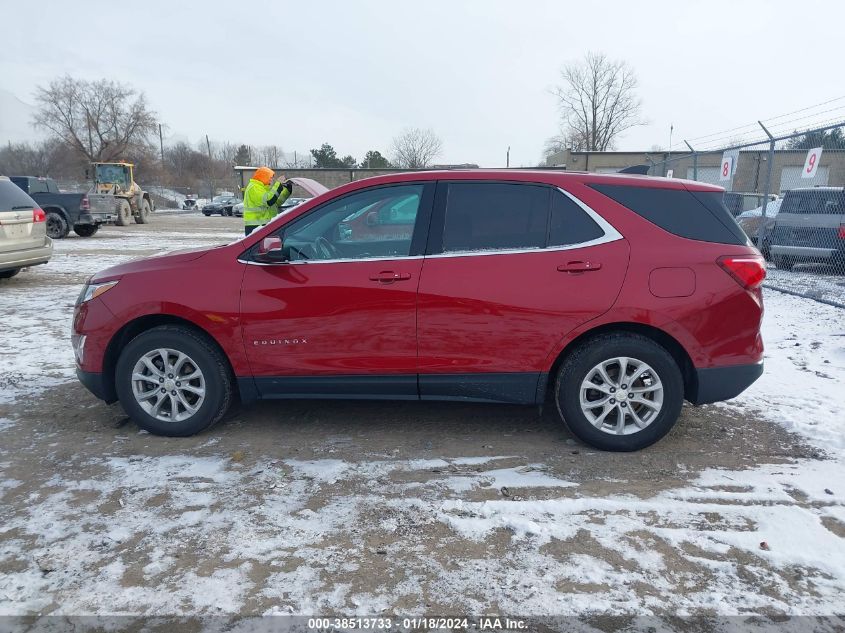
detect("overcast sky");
top-left (1, 0), bottom-right (842, 167)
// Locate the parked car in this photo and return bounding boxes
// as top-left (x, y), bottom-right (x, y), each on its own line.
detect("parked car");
top-left (769, 187), bottom-right (845, 270)
top-left (202, 194), bottom-right (240, 216)
top-left (723, 192), bottom-right (776, 218)
top-left (73, 171), bottom-right (765, 451)
top-left (10, 176), bottom-right (108, 238)
top-left (737, 198), bottom-right (783, 259)
top-left (181, 195), bottom-right (199, 210)
top-left (0, 176), bottom-right (53, 279)
top-left (233, 197), bottom-right (309, 218)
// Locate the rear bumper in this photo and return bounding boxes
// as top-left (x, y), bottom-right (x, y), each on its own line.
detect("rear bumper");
top-left (76, 212), bottom-right (113, 225)
top-left (770, 245), bottom-right (838, 259)
top-left (0, 241), bottom-right (53, 272)
top-left (76, 368), bottom-right (117, 404)
top-left (688, 362), bottom-right (763, 405)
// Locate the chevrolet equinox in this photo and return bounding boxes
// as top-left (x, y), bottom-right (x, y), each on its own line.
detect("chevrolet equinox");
top-left (73, 171), bottom-right (765, 451)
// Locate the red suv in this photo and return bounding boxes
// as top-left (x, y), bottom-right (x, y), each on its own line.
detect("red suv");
top-left (73, 171), bottom-right (765, 451)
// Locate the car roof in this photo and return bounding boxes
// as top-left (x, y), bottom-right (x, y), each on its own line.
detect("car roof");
top-left (784, 186), bottom-right (844, 193)
top-left (328, 169), bottom-right (724, 197)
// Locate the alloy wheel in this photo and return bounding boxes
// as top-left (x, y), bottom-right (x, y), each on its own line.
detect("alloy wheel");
top-left (579, 356), bottom-right (664, 435)
top-left (131, 348), bottom-right (206, 422)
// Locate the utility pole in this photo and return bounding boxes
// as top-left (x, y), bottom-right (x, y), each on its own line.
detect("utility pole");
top-left (206, 134), bottom-right (213, 198)
top-left (506, 146), bottom-right (511, 168)
top-left (158, 124), bottom-right (165, 164)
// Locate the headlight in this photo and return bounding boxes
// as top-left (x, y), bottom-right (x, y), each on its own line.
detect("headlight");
top-left (77, 280), bottom-right (119, 305)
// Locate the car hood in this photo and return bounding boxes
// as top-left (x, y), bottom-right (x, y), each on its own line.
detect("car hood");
top-left (91, 247), bottom-right (214, 282)
top-left (290, 177), bottom-right (328, 196)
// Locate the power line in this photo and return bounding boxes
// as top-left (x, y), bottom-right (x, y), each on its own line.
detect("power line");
top-left (682, 95), bottom-right (845, 146)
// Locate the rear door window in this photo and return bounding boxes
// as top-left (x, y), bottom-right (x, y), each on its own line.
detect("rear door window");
top-left (441, 182), bottom-right (549, 252)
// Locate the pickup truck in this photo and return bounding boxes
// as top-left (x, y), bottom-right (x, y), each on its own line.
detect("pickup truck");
top-left (9, 176), bottom-right (117, 239)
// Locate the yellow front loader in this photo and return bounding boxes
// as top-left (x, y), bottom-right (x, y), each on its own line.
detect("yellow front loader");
top-left (89, 162), bottom-right (154, 226)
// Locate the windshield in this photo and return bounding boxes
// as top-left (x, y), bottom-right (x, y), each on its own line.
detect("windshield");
top-left (95, 164), bottom-right (129, 187)
top-left (212, 195), bottom-right (232, 203)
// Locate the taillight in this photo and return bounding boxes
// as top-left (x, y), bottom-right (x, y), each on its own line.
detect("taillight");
top-left (33, 208), bottom-right (46, 223)
top-left (81, 195), bottom-right (90, 211)
top-left (718, 254), bottom-right (766, 290)
top-left (838, 223), bottom-right (845, 240)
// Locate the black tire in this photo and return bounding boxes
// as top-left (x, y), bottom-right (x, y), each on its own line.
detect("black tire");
top-left (115, 325), bottom-right (234, 437)
top-left (135, 199), bottom-right (151, 224)
top-left (555, 333), bottom-right (684, 452)
top-left (0, 268), bottom-right (21, 279)
top-left (45, 211), bottom-right (70, 239)
top-left (115, 200), bottom-right (132, 226)
top-left (73, 223), bottom-right (99, 238)
top-left (775, 256), bottom-right (794, 271)
top-left (203, 211), bottom-right (211, 217)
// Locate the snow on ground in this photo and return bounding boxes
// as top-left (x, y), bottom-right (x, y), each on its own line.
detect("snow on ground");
top-left (721, 288), bottom-right (845, 449)
top-left (765, 264), bottom-right (845, 307)
top-left (1, 219), bottom-right (844, 618)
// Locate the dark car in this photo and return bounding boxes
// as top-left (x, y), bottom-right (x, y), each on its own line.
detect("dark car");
top-left (73, 170), bottom-right (765, 452)
top-left (202, 195), bottom-right (240, 216)
top-left (769, 187), bottom-right (845, 270)
top-left (10, 176), bottom-right (107, 238)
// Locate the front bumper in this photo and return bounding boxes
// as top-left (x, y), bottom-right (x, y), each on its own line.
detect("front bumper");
top-left (76, 368), bottom-right (117, 403)
top-left (688, 362), bottom-right (764, 405)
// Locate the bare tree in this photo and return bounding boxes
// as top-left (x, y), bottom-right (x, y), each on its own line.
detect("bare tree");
top-left (32, 76), bottom-right (158, 163)
top-left (550, 52), bottom-right (643, 152)
top-left (390, 128), bottom-right (443, 168)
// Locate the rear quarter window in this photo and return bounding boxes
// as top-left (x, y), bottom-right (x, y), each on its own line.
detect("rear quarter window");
top-left (590, 184), bottom-right (748, 246)
top-left (0, 180), bottom-right (38, 211)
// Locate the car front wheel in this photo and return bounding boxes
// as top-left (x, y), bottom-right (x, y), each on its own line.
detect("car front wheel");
top-left (115, 325), bottom-right (233, 436)
top-left (555, 333), bottom-right (683, 451)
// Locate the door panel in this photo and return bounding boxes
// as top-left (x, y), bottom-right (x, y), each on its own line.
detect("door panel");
top-left (416, 239), bottom-right (630, 375)
top-left (241, 258), bottom-right (423, 381)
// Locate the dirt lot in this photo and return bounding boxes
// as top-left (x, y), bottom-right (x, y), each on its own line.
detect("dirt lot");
top-left (1, 213), bottom-right (843, 627)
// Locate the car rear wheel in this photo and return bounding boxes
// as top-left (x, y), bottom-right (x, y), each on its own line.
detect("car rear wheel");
top-left (0, 268), bottom-right (21, 279)
top-left (115, 325), bottom-right (233, 436)
top-left (555, 333), bottom-right (683, 451)
top-left (73, 223), bottom-right (99, 237)
top-left (115, 200), bottom-right (132, 226)
top-left (46, 211), bottom-right (70, 239)
top-left (135, 199), bottom-right (151, 224)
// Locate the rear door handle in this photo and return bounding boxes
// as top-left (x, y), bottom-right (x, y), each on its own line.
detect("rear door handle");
top-left (557, 261), bottom-right (602, 273)
top-left (369, 270), bottom-right (412, 283)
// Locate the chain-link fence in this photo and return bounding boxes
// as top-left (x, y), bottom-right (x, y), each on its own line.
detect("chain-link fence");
top-left (645, 122), bottom-right (845, 279)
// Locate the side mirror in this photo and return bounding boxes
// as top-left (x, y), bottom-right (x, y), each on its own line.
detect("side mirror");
top-left (256, 236), bottom-right (287, 263)
top-left (365, 211), bottom-right (379, 227)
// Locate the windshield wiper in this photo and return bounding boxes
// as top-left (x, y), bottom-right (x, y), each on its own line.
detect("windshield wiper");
top-left (11, 205), bottom-right (34, 210)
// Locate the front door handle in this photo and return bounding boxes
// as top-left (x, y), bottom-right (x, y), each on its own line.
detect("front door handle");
top-left (369, 270), bottom-right (412, 283)
top-left (557, 260), bottom-right (602, 273)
